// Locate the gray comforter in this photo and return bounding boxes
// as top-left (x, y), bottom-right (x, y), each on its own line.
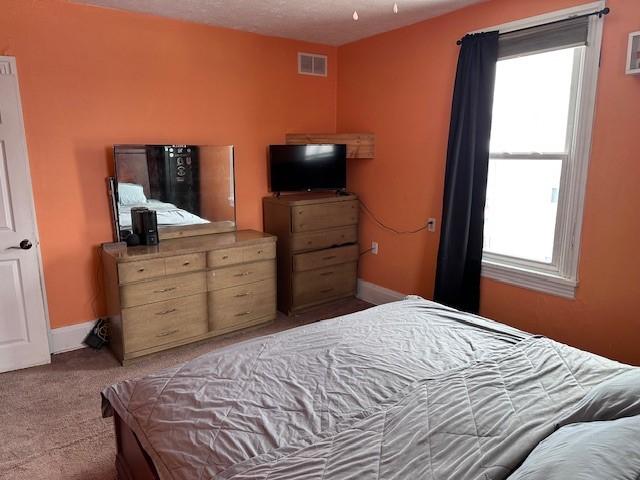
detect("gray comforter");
top-left (102, 297), bottom-right (633, 480)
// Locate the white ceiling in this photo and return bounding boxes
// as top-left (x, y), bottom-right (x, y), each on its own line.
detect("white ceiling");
top-left (71, 0), bottom-right (487, 46)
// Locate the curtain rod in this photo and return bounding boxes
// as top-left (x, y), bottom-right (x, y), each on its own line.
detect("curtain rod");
top-left (455, 7), bottom-right (610, 45)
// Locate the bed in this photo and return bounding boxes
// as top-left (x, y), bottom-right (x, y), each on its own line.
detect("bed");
top-left (118, 199), bottom-right (211, 229)
top-left (101, 297), bottom-right (639, 479)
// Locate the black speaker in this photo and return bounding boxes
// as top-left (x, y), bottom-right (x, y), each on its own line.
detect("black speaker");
top-left (131, 207), bottom-right (159, 246)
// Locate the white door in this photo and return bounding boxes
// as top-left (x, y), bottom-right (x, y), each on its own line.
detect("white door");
top-left (0, 57), bottom-right (50, 373)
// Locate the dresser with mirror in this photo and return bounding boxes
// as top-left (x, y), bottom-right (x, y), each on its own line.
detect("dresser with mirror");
top-left (101, 144), bottom-right (276, 365)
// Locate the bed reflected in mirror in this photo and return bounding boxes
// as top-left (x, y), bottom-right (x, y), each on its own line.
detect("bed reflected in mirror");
top-left (112, 144), bottom-right (235, 241)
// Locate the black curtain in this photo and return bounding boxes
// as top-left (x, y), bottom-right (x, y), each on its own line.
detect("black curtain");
top-left (434, 32), bottom-right (499, 313)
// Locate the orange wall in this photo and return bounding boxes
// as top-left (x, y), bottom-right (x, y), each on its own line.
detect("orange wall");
top-left (1, 0), bottom-right (337, 328)
top-left (338, 0), bottom-right (640, 364)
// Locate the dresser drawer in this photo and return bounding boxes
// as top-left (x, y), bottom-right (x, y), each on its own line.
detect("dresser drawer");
top-left (208, 278), bottom-right (276, 331)
top-left (207, 242), bottom-right (276, 268)
top-left (118, 258), bottom-right (166, 284)
top-left (165, 253), bottom-right (205, 276)
top-left (208, 260), bottom-right (275, 291)
top-left (291, 226), bottom-right (358, 253)
top-left (118, 253), bottom-right (206, 284)
top-left (291, 200), bottom-right (358, 233)
top-left (206, 246), bottom-right (243, 268)
top-left (293, 244), bottom-right (358, 272)
top-left (122, 294), bottom-right (208, 353)
top-left (292, 262), bottom-right (357, 307)
top-left (242, 242), bottom-right (276, 263)
top-left (120, 272), bottom-right (207, 308)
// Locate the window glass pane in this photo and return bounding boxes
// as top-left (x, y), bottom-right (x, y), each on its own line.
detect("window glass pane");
top-left (483, 159), bottom-right (562, 263)
top-left (489, 48), bottom-right (578, 153)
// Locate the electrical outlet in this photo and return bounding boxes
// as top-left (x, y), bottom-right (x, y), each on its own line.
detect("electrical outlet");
top-left (427, 218), bottom-right (437, 232)
top-left (371, 241), bottom-right (379, 255)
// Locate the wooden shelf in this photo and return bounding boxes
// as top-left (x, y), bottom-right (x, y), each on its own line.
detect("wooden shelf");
top-left (286, 133), bottom-right (375, 158)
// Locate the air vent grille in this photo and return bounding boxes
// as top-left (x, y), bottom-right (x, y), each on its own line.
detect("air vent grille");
top-left (298, 52), bottom-right (328, 77)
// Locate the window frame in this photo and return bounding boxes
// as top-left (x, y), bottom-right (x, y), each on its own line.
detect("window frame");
top-left (476, 2), bottom-right (605, 298)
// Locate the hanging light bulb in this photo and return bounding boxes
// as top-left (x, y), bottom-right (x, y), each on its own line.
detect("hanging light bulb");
top-left (393, 2), bottom-right (398, 14)
top-left (353, 10), bottom-right (359, 21)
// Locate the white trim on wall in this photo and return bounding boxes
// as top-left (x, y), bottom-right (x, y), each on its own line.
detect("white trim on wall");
top-left (51, 282), bottom-right (403, 354)
top-left (356, 279), bottom-right (405, 305)
top-left (49, 320), bottom-right (95, 354)
top-left (482, 261), bottom-right (577, 298)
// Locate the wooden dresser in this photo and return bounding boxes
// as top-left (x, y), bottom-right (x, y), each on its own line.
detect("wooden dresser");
top-left (101, 230), bottom-right (276, 364)
top-left (263, 193), bottom-right (359, 314)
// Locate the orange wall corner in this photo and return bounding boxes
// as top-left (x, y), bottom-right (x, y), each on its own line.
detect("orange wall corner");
top-left (1, 0), bottom-right (337, 328)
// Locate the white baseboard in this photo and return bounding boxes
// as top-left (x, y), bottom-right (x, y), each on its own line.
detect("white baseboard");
top-left (49, 319), bottom-right (95, 354)
top-left (356, 279), bottom-right (405, 305)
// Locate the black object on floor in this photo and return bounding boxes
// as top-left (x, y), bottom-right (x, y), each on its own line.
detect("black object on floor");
top-left (84, 318), bottom-right (110, 349)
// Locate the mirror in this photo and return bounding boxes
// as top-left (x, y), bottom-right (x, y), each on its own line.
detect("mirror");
top-left (111, 144), bottom-right (235, 241)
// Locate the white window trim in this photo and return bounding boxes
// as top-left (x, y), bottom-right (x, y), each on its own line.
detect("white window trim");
top-left (475, 1), bottom-right (605, 298)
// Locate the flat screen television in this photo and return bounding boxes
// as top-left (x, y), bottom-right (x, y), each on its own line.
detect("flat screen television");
top-left (268, 144), bottom-right (347, 192)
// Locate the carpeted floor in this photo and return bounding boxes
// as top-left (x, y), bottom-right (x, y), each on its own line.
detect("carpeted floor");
top-left (0, 298), bottom-right (372, 480)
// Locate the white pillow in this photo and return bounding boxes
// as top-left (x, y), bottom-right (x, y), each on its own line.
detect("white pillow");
top-left (557, 370), bottom-right (640, 427)
top-left (118, 183), bottom-right (147, 206)
top-left (509, 416), bottom-right (640, 479)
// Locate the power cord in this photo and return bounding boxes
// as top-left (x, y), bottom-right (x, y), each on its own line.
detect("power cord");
top-left (358, 199), bottom-right (429, 235)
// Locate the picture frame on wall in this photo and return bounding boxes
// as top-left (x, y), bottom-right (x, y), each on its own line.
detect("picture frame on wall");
top-left (626, 31), bottom-right (640, 74)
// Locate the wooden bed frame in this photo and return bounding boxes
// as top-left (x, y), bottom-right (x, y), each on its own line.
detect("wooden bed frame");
top-left (114, 412), bottom-right (160, 479)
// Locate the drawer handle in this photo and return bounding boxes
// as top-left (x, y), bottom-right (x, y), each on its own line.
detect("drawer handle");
top-left (320, 288), bottom-right (334, 294)
top-left (138, 268), bottom-right (145, 272)
top-left (257, 249), bottom-right (263, 254)
top-left (323, 255), bottom-right (337, 260)
top-left (234, 292), bottom-right (250, 298)
top-left (222, 255), bottom-right (229, 260)
top-left (156, 308), bottom-right (177, 316)
top-left (234, 271), bottom-right (251, 277)
top-left (235, 311), bottom-right (252, 317)
top-left (320, 271), bottom-right (334, 276)
top-left (182, 261), bottom-right (190, 266)
top-left (154, 287), bottom-right (177, 293)
top-left (156, 329), bottom-right (179, 338)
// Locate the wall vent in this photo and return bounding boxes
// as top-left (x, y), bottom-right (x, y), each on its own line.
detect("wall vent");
top-left (298, 52), bottom-right (327, 77)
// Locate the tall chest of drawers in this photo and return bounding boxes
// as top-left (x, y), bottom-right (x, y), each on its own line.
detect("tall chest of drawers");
top-left (263, 193), bottom-right (359, 314)
top-left (101, 230), bottom-right (276, 364)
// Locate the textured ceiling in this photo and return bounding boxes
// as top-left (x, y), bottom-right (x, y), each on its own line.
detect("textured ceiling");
top-left (71, 0), bottom-right (487, 46)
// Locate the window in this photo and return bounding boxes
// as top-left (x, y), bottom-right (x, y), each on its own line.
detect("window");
top-left (481, 3), bottom-right (604, 298)
top-left (485, 48), bottom-right (578, 264)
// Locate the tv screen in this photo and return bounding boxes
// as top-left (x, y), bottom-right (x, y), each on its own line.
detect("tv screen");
top-left (269, 144), bottom-right (346, 192)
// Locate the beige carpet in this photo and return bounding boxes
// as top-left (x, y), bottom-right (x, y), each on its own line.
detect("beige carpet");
top-left (0, 299), bottom-right (371, 480)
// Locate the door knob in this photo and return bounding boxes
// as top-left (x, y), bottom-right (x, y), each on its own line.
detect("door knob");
top-left (6, 239), bottom-right (32, 250)
top-left (8, 239), bottom-right (33, 250)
